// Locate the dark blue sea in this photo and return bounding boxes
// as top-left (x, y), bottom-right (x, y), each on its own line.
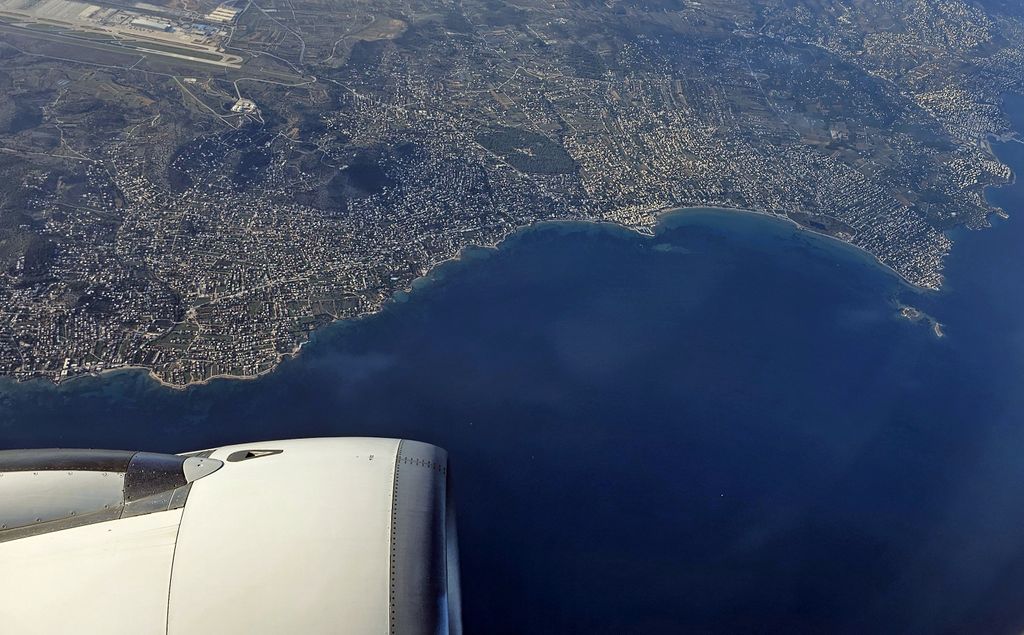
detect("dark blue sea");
top-left (4, 102), bottom-right (1024, 633)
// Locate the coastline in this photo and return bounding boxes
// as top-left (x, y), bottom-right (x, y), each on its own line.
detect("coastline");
top-left (13, 202), bottom-right (940, 391)
top-left (652, 204), bottom-right (930, 292)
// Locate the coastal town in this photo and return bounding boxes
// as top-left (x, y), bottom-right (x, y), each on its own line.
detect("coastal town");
top-left (0, 0), bottom-right (1022, 385)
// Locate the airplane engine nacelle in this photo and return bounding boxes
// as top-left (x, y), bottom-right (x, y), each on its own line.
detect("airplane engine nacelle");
top-left (0, 438), bottom-right (461, 635)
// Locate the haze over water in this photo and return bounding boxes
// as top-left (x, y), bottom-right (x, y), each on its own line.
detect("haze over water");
top-left (4, 101), bottom-right (1024, 633)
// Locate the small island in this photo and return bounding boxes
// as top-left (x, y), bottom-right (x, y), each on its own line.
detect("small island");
top-left (898, 303), bottom-right (945, 339)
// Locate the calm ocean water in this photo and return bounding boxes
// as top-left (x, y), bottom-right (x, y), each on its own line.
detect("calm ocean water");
top-left (4, 103), bottom-right (1024, 633)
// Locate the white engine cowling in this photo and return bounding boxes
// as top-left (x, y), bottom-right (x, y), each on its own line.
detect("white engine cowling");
top-left (0, 437), bottom-right (462, 635)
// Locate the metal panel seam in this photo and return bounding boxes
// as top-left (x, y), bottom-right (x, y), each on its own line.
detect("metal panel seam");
top-left (163, 449), bottom-right (215, 633)
top-left (388, 439), bottom-right (404, 635)
top-left (163, 480), bottom-right (191, 634)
